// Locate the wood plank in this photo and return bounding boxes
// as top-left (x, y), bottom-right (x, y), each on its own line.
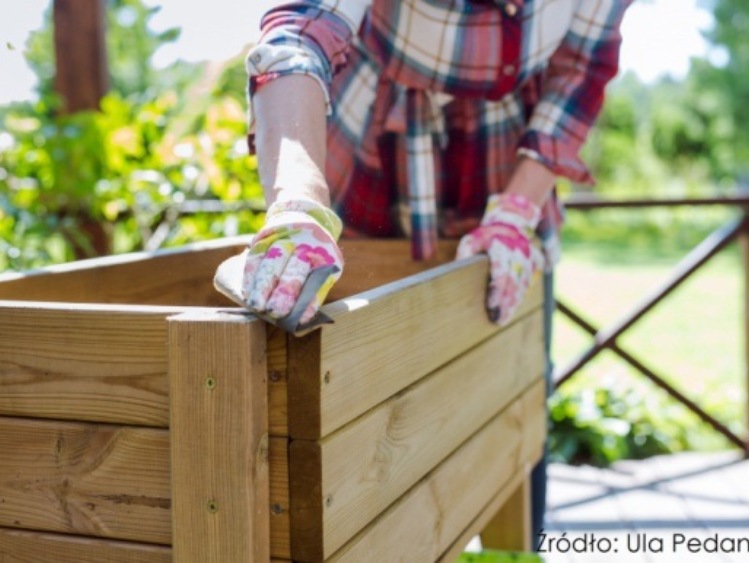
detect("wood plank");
top-left (0, 417), bottom-right (171, 544)
top-left (289, 255), bottom-right (544, 439)
top-left (479, 475), bottom-right (532, 551)
top-left (0, 527), bottom-right (171, 563)
top-left (330, 239), bottom-right (460, 299)
top-left (0, 303), bottom-right (189, 427)
top-left (290, 310), bottom-right (544, 558)
top-left (437, 469), bottom-right (536, 563)
top-left (270, 437), bottom-right (291, 560)
top-left (326, 379), bottom-right (547, 563)
top-left (0, 238), bottom-right (247, 306)
top-left (0, 426), bottom-right (290, 558)
top-left (288, 440), bottom-right (324, 561)
top-left (268, 326), bottom-right (289, 436)
top-left (0, 238), bottom-right (449, 307)
top-left (169, 311), bottom-right (269, 563)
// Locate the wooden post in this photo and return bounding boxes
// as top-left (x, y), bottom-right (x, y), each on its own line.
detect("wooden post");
top-left (53, 0), bottom-right (109, 112)
top-left (740, 216), bottom-right (749, 456)
top-left (169, 312), bottom-right (270, 562)
top-left (479, 473), bottom-right (532, 552)
top-left (53, 0), bottom-right (111, 257)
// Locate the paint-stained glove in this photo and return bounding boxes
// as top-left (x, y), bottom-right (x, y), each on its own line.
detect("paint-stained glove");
top-left (456, 193), bottom-right (544, 326)
top-left (214, 198), bottom-right (343, 332)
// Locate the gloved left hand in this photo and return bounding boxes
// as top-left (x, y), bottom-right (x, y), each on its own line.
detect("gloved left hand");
top-left (456, 193), bottom-right (544, 326)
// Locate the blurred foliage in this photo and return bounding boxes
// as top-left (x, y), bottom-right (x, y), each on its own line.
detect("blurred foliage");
top-left (696, 0), bottom-right (749, 175)
top-left (549, 366), bottom-right (740, 466)
top-left (575, 72), bottom-right (739, 203)
top-left (0, 0), bottom-right (262, 269)
top-left (549, 375), bottom-right (700, 466)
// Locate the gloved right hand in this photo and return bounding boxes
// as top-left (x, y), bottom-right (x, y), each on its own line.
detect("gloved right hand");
top-left (214, 198), bottom-right (344, 330)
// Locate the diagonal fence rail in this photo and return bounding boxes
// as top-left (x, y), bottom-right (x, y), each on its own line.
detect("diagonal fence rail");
top-left (554, 195), bottom-right (749, 455)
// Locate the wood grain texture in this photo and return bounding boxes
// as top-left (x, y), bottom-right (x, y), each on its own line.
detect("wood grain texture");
top-left (270, 437), bottom-right (291, 560)
top-left (289, 256), bottom-right (544, 439)
top-left (169, 311), bottom-right (269, 563)
top-left (329, 239), bottom-right (460, 299)
top-left (0, 527), bottom-right (171, 563)
top-left (0, 303), bottom-right (186, 427)
top-left (268, 326), bottom-right (289, 437)
top-left (287, 330), bottom-right (323, 439)
top-left (0, 417), bottom-right (171, 544)
top-left (0, 238), bottom-right (248, 306)
top-left (0, 238), bottom-right (460, 309)
top-left (290, 311), bottom-right (544, 558)
top-left (437, 468), bottom-right (537, 563)
top-left (327, 379), bottom-right (547, 563)
top-left (0, 238), bottom-right (448, 307)
top-left (480, 474), bottom-right (532, 552)
top-left (289, 439), bottom-right (325, 561)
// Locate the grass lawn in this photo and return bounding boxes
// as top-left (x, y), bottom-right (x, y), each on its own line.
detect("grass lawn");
top-left (551, 237), bottom-right (747, 450)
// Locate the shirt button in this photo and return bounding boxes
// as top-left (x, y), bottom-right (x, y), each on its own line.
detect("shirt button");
top-left (503, 65), bottom-right (516, 76)
top-left (504, 3), bottom-right (518, 17)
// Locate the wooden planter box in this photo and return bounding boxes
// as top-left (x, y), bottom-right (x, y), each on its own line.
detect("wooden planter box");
top-left (0, 238), bottom-right (546, 562)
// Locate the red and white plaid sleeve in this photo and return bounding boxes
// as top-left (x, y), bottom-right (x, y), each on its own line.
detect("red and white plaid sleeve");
top-left (518, 0), bottom-right (632, 184)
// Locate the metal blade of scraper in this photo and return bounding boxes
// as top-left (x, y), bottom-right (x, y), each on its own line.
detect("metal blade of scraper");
top-left (213, 249), bottom-right (337, 334)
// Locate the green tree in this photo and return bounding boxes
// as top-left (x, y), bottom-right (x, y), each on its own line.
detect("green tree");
top-left (649, 70), bottom-right (736, 185)
top-left (693, 0), bottom-right (749, 178)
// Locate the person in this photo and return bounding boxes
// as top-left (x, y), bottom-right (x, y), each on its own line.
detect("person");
top-left (215, 0), bottom-right (631, 548)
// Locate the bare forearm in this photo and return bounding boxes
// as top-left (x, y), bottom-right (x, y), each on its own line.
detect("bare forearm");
top-left (504, 157), bottom-right (556, 207)
top-left (252, 75), bottom-right (330, 207)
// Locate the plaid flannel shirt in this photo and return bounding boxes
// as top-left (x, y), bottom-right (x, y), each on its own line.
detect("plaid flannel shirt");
top-left (247, 0), bottom-right (630, 260)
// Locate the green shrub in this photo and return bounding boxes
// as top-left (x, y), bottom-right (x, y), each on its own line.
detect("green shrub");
top-left (0, 0), bottom-right (263, 271)
top-left (548, 373), bottom-right (732, 466)
top-left (0, 87), bottom-right (263, 270)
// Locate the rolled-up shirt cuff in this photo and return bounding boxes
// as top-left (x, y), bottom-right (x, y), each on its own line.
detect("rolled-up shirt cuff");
top-left (247, 43), bottom-right (333, 117)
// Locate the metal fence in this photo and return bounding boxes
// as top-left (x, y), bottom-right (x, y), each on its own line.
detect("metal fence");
top-left (554, 194), bottom-right (749, 455)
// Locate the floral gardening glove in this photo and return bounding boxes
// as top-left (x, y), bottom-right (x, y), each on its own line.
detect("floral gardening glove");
top-left (214, 199), bottom-right (343, 331)
top-left (456, 193), bottom-right (544, 327)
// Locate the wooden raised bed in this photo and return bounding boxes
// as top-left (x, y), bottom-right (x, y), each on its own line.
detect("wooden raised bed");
top-left (0, 238), bottom-right (546, 562)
